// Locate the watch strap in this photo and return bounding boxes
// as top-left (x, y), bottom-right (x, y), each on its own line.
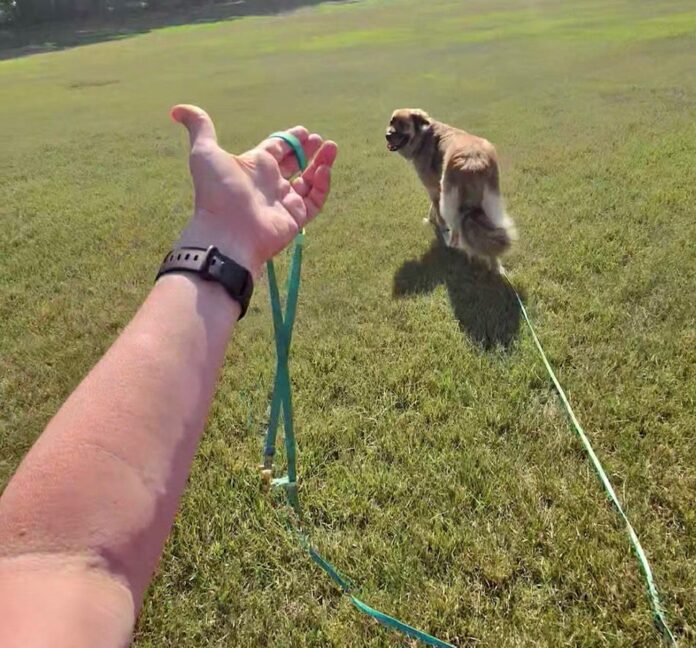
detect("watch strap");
top-left (156, 246), bottom-right (253, 319)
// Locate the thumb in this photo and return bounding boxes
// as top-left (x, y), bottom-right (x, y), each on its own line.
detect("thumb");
top-left (170, 104), bottom-right (218, 150)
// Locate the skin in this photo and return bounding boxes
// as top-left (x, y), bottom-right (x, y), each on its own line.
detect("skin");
top-left (0, 104), bottom-right (338, 648)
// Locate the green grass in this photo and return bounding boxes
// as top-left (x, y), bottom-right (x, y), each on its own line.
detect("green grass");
top-left (1, 0), bottom-right (695, 645)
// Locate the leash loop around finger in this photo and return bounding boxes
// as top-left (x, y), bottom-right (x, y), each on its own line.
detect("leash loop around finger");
top-left (268, 131), bottom-right (308, 173)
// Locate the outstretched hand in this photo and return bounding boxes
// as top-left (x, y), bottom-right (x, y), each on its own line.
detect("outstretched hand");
top-left (171, 104), bottom-right (338, 278)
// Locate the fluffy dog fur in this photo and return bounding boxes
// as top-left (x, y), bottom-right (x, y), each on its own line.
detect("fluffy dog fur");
top-left (386, 108), bottom-right (516, 271)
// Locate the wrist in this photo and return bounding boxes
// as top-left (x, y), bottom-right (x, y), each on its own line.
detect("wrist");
top-left (177, 209), bottom-right (262, 278)
top-left (154, 272), bottom-right (242, 322)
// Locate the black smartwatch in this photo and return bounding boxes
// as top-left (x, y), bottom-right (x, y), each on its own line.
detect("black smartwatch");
top-left (156, 246), bottom-right (253, 319)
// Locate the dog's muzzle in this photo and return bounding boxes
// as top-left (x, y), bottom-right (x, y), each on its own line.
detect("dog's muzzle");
top-left (385, 129), bottom-right (407, 152)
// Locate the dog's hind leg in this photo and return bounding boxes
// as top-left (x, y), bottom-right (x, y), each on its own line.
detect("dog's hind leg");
top-left (482, 186), bottom-right (517, 239)
top-left (438, 184), bottom-right (460, 248)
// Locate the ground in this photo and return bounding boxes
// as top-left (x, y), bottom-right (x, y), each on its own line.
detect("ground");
top-left (1, 0), bottom-right (695, 645)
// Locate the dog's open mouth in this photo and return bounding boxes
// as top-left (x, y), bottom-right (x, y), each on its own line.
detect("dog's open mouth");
top-left (386, 134), bottom-right (407, 152)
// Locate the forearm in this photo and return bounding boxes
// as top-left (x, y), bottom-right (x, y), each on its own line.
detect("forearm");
top-left (0, 274), bottom-right (239, 617)
top-left (0, 107), bottom-right (335, 647)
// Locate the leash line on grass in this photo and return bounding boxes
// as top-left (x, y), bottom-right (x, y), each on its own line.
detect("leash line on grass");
top-left (258, 131), bottom-right (675, 645)
top-left (501, 268), bottom-right (676, 646)
top-left (262, 238), bottom-right (454, 648)
top-left (259, 132), bottom-right (454, 647)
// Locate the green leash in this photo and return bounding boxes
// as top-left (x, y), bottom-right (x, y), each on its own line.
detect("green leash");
top-left (501, 269), bottom-right (676, 646)
top-left (261, 132), bottom-right (454, 647)
top-left (259, 131), bottom-right (675, 645)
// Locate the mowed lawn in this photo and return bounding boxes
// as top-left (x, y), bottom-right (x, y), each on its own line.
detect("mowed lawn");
top-left (1, 0), bottom-right (695, 645)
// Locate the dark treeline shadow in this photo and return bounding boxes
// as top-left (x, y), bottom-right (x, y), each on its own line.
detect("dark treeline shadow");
top-left (0, 0), bottom-right (360, 60)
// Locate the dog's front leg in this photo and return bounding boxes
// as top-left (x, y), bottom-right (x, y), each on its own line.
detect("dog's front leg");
top-left (426, 202), bottom-right (445, 229)
top-left (426, 199), bottom-right (448, 233)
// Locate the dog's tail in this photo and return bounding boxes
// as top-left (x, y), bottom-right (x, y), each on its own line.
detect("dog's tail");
top-left (461, 186), bottom-right (517, 257)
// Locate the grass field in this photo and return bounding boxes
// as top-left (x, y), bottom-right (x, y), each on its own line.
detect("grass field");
top-left (1, 0), bottom-right (695, 645)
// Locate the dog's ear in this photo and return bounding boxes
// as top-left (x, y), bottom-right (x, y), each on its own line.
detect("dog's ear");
top-left (410, 109), bottom-right (432, 131)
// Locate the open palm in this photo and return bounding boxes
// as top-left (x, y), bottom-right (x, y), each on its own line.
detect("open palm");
top-left (172, 105), bottom-right (338, 278)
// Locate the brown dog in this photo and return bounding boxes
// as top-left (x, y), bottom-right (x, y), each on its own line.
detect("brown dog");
top-left (386, 109), bottom-right (516, 271)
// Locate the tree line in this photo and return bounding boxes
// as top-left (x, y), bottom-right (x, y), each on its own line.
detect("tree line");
top-left (1, 0), bottom-right (235, 25)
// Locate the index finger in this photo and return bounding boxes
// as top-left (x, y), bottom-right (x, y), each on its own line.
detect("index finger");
top-left (257, 126), bottom-right (323, 178)
top-left (267, 131), bottom-right (308, 169)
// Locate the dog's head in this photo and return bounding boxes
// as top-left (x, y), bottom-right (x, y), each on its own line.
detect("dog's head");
top-left (385, 108), bottom-right (432, 157)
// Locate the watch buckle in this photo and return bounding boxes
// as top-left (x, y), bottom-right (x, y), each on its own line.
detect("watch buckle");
top-left (200, 245), bottom-right (220, 280)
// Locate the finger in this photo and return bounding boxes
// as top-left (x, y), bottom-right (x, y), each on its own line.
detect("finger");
top-left (257, 125), bottom-right (308, 159)
top-left (257, 126), bottom-right (319, 178)
top-left (298, 165), bottom-right (332, 227)
top-left (279, 133), bottom-right (323, 179)
top-left (292, 140), bottom-right (339, 197)
top-left (170, 104), bottom-right (218, 150)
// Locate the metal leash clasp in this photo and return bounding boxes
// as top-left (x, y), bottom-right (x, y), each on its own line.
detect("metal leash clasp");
top-left (260, 453), bottom-right (274, 492)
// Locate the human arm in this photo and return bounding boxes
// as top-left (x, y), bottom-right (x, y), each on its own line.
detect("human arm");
top-left (0, 105), bottom-right (338, 648)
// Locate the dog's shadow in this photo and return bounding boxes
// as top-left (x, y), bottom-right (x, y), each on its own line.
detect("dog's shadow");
top-left (393, 232), bottom-right (522, 350)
